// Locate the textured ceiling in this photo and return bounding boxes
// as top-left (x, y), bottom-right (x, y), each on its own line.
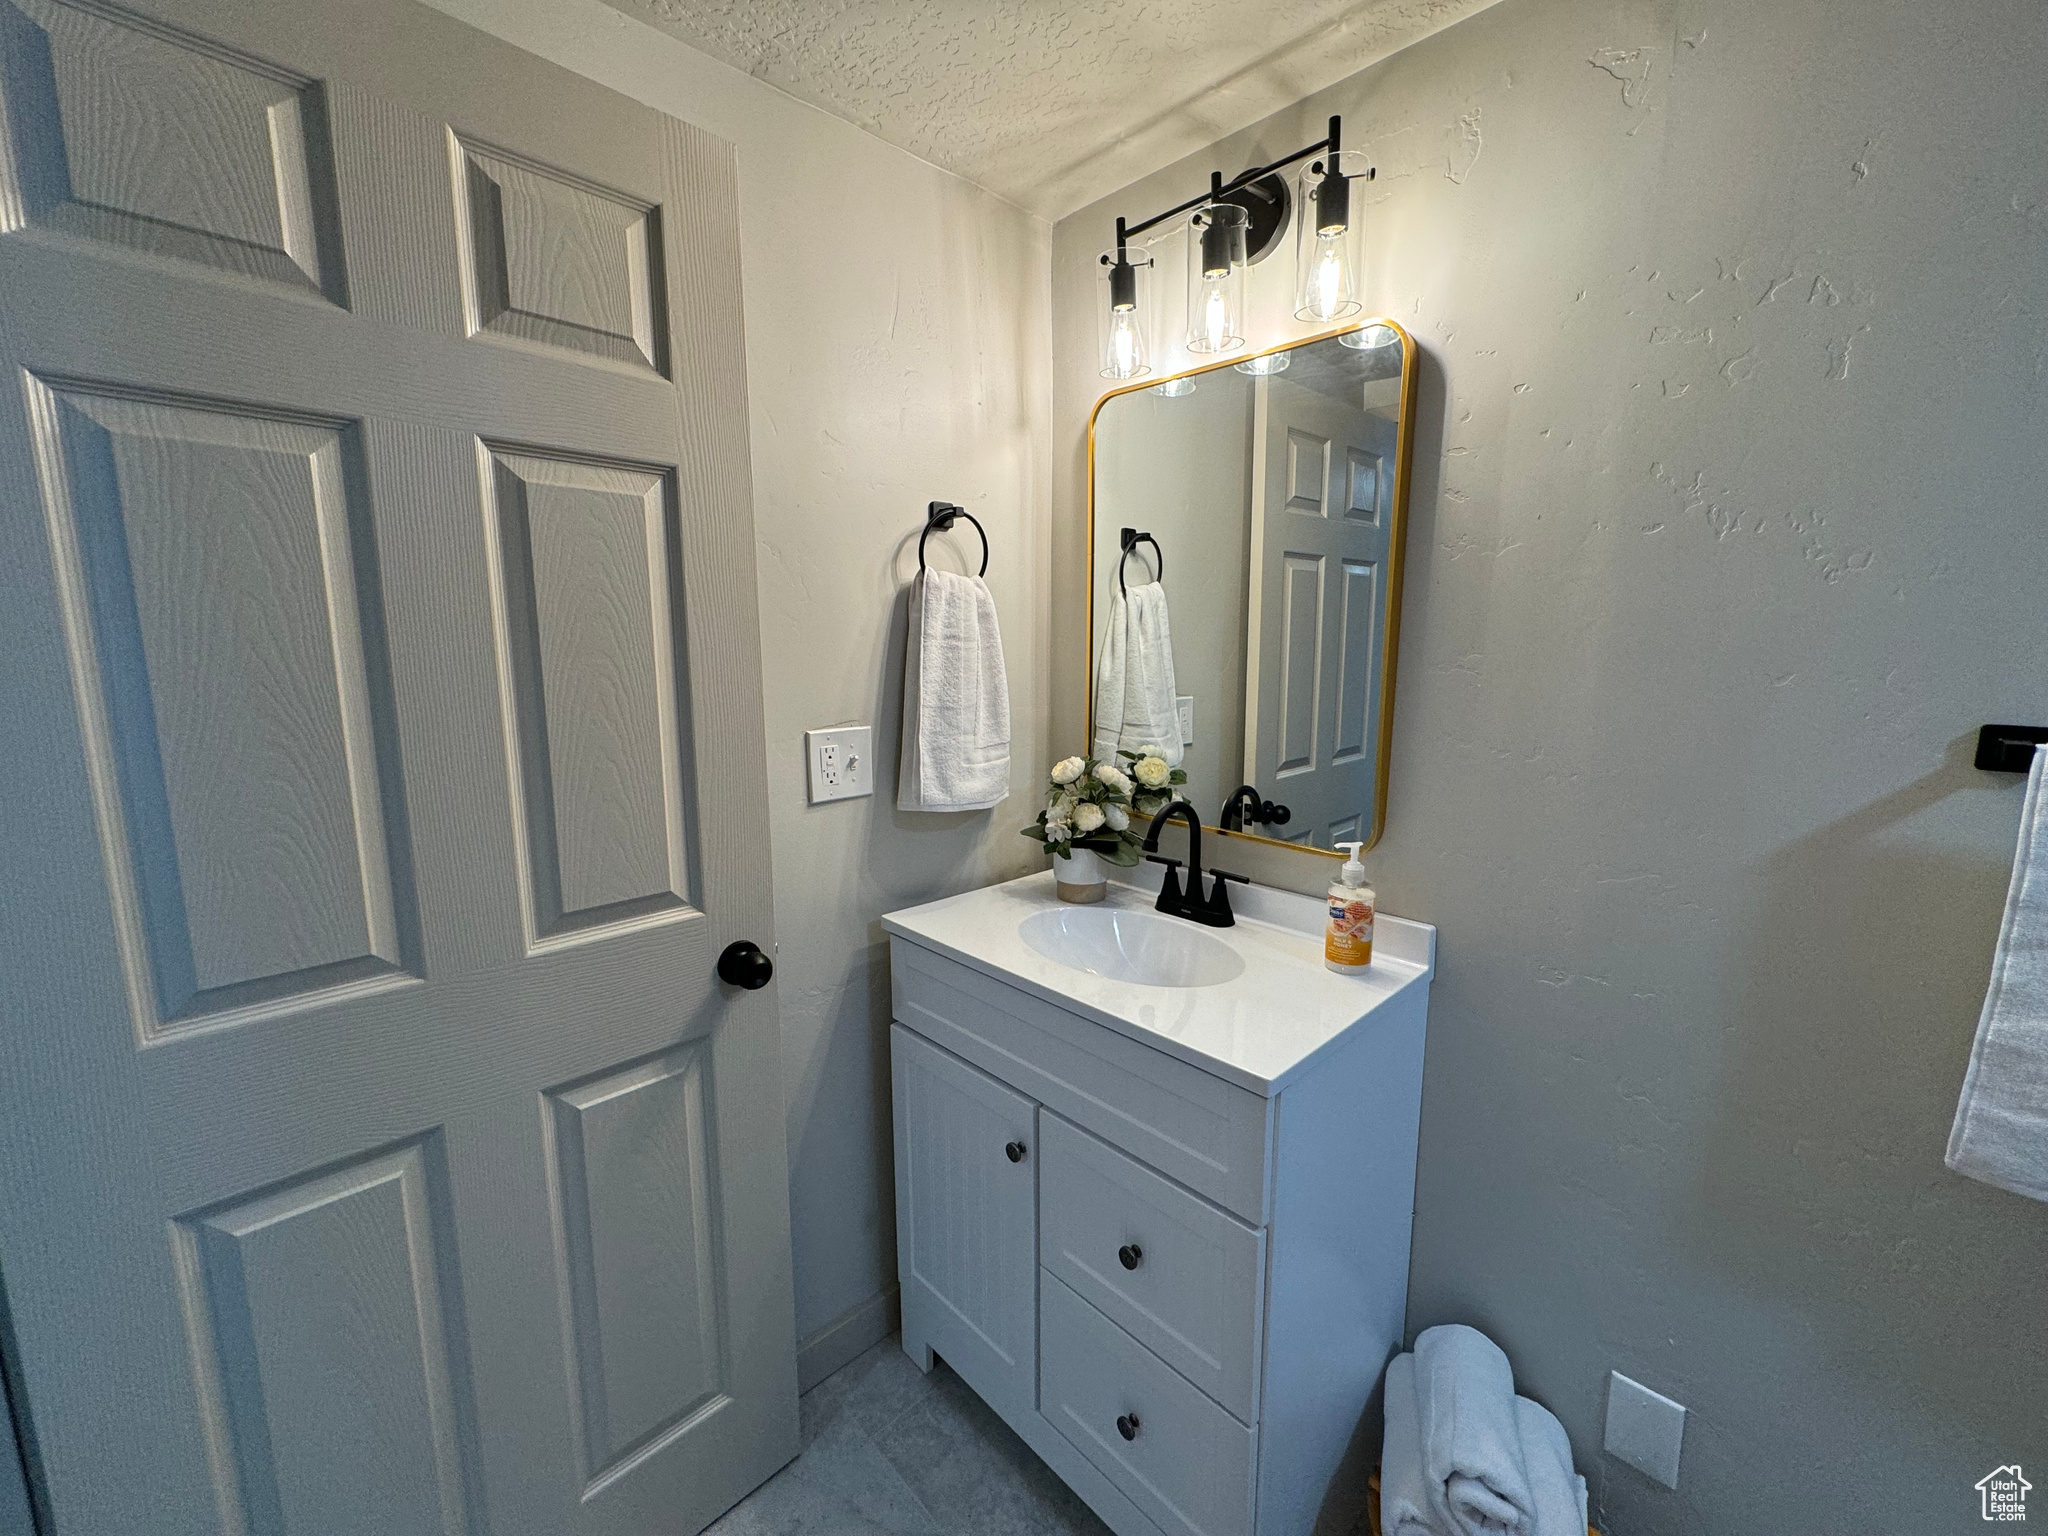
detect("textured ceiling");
top-left (596, 0), bottom-right (1501, 218)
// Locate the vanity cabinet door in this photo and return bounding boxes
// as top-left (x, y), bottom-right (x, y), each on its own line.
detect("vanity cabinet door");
top-left (891, 1025), bottom-right (1039, 1421)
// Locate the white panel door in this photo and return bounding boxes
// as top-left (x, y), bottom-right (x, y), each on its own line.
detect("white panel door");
top-left (0, 1), bottom-right (799, 1532)
top-left (1243, 376), bottom-right (1396, 848)
top-left (890, 1026), bottom-right (1038, 1423)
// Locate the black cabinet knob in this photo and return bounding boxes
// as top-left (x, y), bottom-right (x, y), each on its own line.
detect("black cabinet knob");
top-left (1116, 1413), bottom-right (1140, 1441)
top-left (1005, 1140), bottom-right (1027, 1163)
top-left (717, 940), bottom-right (774, 990)
top-left (1118, 1244), bottom-right (1143, 1271)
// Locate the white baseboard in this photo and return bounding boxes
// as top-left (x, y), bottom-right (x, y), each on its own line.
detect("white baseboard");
top-left (796, 1284), bottom-right (901, 1394)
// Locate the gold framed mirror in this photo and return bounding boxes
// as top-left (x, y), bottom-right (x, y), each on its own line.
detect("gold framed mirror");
top-left (1086, 317), bottom-right (1417, 858)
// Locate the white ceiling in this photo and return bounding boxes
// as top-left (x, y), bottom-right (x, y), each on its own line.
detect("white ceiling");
top-left (598, 0), bottom-right (1500, 218)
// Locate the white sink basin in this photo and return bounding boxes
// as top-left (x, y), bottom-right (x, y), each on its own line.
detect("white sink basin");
top-left (1019, 906), bottom-right (1247, 989)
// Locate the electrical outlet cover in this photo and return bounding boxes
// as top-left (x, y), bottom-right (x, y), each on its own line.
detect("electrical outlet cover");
top-left (805, 726), bottom-right (873, 804)
top-left (1176, 695), bottom-right (1195, 746)
top-left (1604, 1371), bottom-right (1686, 1489)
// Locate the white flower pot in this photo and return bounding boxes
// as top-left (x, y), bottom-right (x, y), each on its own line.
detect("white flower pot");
top-left (1054, 846), bottom-right (1107, 903)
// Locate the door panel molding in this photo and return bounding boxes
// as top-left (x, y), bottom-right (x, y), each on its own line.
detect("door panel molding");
top-left (170, 1133), bottom-right (480, 1536)
top-left (23, 373), bottom-right (422, 1042)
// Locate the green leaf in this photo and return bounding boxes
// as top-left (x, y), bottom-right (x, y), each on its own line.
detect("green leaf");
top-left (1021, 825), bottom-right (1048, 843)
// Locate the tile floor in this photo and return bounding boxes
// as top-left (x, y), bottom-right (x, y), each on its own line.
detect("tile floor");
top-left (707, 1336), bottom-right (1113, 1536)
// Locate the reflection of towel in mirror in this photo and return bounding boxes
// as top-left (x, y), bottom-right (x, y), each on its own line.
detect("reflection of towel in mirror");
top-left (897, 568), bottom-right (1010, 812)
top-left (1092, 581), bottom-right (1182, 770)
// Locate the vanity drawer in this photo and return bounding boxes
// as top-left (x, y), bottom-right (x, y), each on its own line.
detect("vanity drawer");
top-left (1041, 1272), bottom-right (1256, 1536)
top-left (1040, 1112), bottom-right (1264, 1422)
top-left (890, 938), bottom-right (1273, 1222)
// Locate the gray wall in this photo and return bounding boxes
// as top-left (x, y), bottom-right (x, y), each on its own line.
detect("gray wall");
top-left (1053, 0), bottom-right (2048, 1529)
top-left (430, 0), bottom-right (1053, 1375)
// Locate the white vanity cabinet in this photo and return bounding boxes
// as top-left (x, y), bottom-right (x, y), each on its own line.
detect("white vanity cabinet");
top-left (884, 875), bottom-right (1434, 1536)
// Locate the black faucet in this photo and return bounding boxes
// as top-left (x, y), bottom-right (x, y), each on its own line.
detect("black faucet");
top-left (1141, 801), bottom-right (1249, 927)
top-left (1218, 784), bottom-right (1291, 833)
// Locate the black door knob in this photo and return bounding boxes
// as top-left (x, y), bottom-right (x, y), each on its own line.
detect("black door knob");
top-left (717, 941), bottom-right (774, 990)
top-left (1116, 1413), bottom-right (1140, 1441)
top-left (1005, 1140), bottom-right (1027, 1163)
top-left (1118, 1244), bottom-right (1143, 1271)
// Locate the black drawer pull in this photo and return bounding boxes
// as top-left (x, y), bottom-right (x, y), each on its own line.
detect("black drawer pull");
top-left (1005, 1140), bottom-right (1027, 1163)
top-left (1118, 1243), bottom-right (1143, 1271)
top-left (1116, 1413), bottom-right (1140, 1441)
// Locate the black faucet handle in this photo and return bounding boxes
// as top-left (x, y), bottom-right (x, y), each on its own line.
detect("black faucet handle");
top-left (1146, 857), bottom-right (1186, 916)
top-left (1203, 869), bottom-right (1248, 926)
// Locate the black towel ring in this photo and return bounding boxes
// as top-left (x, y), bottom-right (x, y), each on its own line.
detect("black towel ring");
top-left (918, 501), bottom-right (988, 577)
top-left (1118, 528), bottom-right (1163, 597)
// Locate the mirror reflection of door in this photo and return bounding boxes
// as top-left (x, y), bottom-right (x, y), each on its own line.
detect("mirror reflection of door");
top-left (1244, 375), bottom-right (1395, 849)
top-left (1088, 324), bottom-right (1411, 855)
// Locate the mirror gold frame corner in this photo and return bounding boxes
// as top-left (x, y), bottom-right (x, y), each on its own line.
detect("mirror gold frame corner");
top-left (1084, 315), bottom-right (1419, 859)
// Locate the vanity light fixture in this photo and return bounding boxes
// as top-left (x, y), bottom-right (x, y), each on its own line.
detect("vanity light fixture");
top-left (1187, 199), bottom-right (1249, 353)
top-left (1098, 233), bottom-right (1153, 379)
top-left (1151, 375), bottom-right (1198, 397)
top-left (1295, 120), bottom-right (1370, 323)
top-left (1103, 117), bottom-right (1373, 367)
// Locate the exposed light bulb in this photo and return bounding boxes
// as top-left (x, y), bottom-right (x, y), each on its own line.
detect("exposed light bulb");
top-left (1099, 251), bottom-right (1150, 379)
top-left (1308, 235), bottom-right (1347, 320)
top-left (1203, 285), bottom-right (1230, 352)
top-left (1105, 307), bottom-right (1141, 379)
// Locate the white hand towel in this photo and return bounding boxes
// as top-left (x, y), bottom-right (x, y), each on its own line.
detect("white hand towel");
top-left (1948, 747), bottom-right (2048, 1200)
top-left (1414, 1324), bottom-right (1533, 1536)
top-left (896, 568), bottom-right (1010, 813)
top-left (1512, 1398), bottom-right (1588, 1536)
top-left (1091, 581), bottom-right (1182, 769)
top-left (1379, 1353), bottom-right (1440, 1536)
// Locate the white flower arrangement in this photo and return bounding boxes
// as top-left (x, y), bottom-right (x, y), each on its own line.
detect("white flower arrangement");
top-left (1023, 745), bottom-right (1187, 864)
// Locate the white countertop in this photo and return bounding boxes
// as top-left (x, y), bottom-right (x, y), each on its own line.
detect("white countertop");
top-left (880, 869), bottom-right (1435, 1096)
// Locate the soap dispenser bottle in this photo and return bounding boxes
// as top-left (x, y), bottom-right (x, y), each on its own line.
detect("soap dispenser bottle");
top-left (1325, 841), bottom-right (1375, 973)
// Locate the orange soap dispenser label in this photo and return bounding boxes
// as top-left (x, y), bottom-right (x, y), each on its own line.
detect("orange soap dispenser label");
top-left (1326, 895), bottom-right (1373, 966)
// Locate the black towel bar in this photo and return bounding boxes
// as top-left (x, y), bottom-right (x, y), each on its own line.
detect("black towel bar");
top-left (918, 501), bottom-right (988, 576)
top-left (1118, 527), bottom-right (1163, 597)
top-left (1976, 725), bottom-right (2048, 772)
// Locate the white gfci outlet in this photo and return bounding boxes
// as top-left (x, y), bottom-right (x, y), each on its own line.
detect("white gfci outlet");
top-left (1176, 695), bottom-right (1195, 746)
top-left (1604, 1371), bottom-right (1686, 1489)
top-left (805, 726), bottom-right (873, 804)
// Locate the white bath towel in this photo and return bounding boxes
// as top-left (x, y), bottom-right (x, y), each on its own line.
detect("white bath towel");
top-left (1092, 580), bottom-right (1183, 770)
top-left (1414, 1325), bottom-right (1533, 1536)
top-left (1512, 1397), bottom-right (1589, 1536)
top-left (1948, 747), bottom-right (2048, 1201)
top-left (1379, 1352), bottom-right (1438, 1536)
top-left (896, 568), bottom-right (1010, 812)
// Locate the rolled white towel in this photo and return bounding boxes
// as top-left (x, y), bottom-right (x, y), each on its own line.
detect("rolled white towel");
top-left (1513, 1397), bottom-right (1589, 1536)
top-left (1379, 1353), bottom-right (1437, 1536)
top-left (1414, 1324), bottom-right (1533, 1536)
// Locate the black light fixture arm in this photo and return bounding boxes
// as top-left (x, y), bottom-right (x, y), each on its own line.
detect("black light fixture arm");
top-left (1111, 116), bottom-right (1371, 258)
